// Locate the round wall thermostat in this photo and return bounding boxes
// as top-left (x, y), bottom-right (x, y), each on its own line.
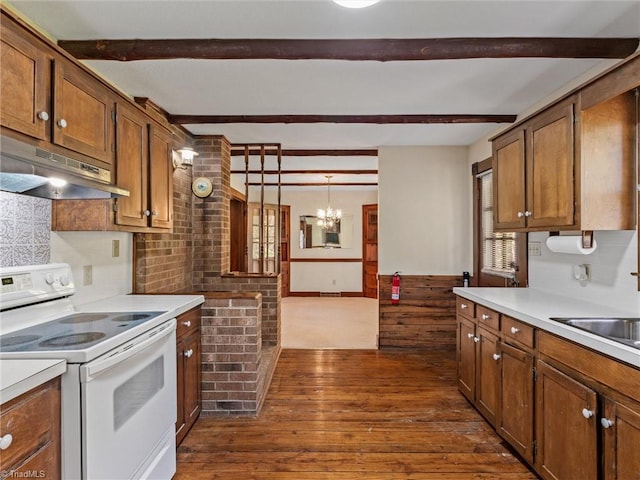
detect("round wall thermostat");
top-left (192, 177), bottom-right (213, 198)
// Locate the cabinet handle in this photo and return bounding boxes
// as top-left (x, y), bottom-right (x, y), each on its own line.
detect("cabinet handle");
top-left (0, 434), bottom-right (13, 450)
top-left (524, 211), bottom-right (533, 217)
top-left (481, 314), bottom-right (490, 320)
top-left (473, 336), bottom-right (480, 343)
top-left (57, 118), bottom-right (67, 128)
top-left (151, 210), bottom-right (158, 216)
top-left (143, 210), bottom-right (151, 217)
top-left (460, 303), bottom-right (468, 309)
top-left (517, 211), bottom-right (524, 218)
top-left (184, 349), bottom-right (193, 358)
top-left (467, 333), bottom-right (474, 339)
top-left (582, 408), bottom-right (594, 419)
top-left (510, 326), bottom-right (520, 334)
top-left (492, 353), bottom-right (501, 361)
top-left (37, 111), bottom-right (49, 121)
top-left (182, 320), bottom-right (191, 328)
top-left (600, 418), bottom-right (614, 429)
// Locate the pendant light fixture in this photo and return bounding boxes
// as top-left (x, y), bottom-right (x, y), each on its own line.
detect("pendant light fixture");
top-left (332, 0), bottom-right (381, 8)
top-left (317, 175), bottom-right (342, 229)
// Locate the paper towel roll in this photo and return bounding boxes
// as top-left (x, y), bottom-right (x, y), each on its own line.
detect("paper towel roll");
top-left (545, 235), bottom-right (597, 255)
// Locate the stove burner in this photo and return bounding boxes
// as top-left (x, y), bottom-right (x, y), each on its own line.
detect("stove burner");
top-left (40, 332), bottom-right (106, 348)
top-left (112, 313), bottom-right (152, 322)
top-left (60, 313), bottom-right (109, 324)
top-left (0, 334), bottom-right (41, 347)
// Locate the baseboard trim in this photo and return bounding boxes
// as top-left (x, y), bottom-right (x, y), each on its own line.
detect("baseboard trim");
top-left (289, 291), bottom-right (364, 297)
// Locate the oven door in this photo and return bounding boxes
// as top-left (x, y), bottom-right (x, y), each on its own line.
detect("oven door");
top-left (79, 319), bottom-right (177, 480)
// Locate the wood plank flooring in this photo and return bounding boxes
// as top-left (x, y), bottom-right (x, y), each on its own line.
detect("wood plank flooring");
top-left (175, 349), bottom-right (538, 479)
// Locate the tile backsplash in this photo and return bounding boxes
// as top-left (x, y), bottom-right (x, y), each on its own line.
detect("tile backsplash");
top-left (0, 191), bottom-right (51, 267)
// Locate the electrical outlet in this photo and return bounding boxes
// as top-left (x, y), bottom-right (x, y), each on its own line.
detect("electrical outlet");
top-left (83, 265), bottom-right (93, 286)
top-left (112, 239), bottom-right (120, 258)
top-left (528, 241), bottom-right (542, 256)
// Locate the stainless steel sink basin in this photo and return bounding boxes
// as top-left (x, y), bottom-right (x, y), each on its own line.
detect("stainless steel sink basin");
top-left (550, 317), bottom-right (640, 349)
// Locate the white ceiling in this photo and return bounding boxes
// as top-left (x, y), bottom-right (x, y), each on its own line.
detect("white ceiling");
top-left (6, 0), bottom-right (640, 187)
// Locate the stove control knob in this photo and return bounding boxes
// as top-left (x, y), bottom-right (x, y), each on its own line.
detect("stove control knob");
top-left (0, 433), bottom-right (13, 450)
top-left (45, 273), bottom-right (55, 285)
top-left (60, 274), bottom-right (71, 287)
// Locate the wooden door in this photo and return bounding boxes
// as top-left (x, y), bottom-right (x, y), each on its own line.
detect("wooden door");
top-left (148, 123), bottom-right (173, 229)
top-left (362, 204), bottom-right (378, 298)
top-left (52, 58), bottom-right (114, 165)
top-left (114, 102), bottom-right (148, 228)
top-left (475, 327), bottom-right (500, 426)
top-left (499, 342), bottom-right (534, 463)
top-left (280, 205), bottom-right (290, 297)
top-left (526, 98), bottom-right (576, 229)
top-left (602, 397), bottom-right (640, 480)
top-left (493, 129), bottom-right (526, 230)
top-left (230, 193), bottom-right (247, 272)
top-left (535, 360), bottom-right (598, 480)
top-left (183, 332), bottom-right (201, 430)
top-left (0, 20), bottom-right (50, 140)
top-left (457, 316), bottom-right (476, 403)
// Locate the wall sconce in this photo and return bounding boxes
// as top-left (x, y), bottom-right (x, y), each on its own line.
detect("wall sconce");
top-left (172, 147), bottom-right (198, 170)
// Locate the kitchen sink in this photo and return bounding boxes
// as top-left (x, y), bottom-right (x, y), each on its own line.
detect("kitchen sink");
top-left (550, 317), bottom-right (640, 349)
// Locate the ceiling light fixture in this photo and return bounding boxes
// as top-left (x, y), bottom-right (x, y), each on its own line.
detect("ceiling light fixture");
top-left (173, 147), bottom-right (198, 170)
top-left (317, 176), bottom-right (342, 229)
top-left (332, 0), bottom-right (381, 8)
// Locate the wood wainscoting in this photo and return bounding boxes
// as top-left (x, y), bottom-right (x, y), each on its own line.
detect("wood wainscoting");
top-left (378, 274), bottom-right (461, 349)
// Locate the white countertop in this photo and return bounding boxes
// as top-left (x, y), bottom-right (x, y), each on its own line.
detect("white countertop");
top-left (1, 359), bottom-right (66, 404)
top-left (77, 294), bottom-right (205, 318)
top-left (453, 287), bottom-right (640, 368)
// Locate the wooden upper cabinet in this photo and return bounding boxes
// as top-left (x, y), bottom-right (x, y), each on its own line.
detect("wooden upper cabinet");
top-left (115, 102), bottom-right (148, 228)
top-left (526, 100), bottom-right (575, 229)
top-left (0, 17), bottom-right (50, 140)
top-left (149, 124), bottom-right (173, 229)
top-left (52, 59), bottom-right (115, 166)
top-left (493, 129), bottom-right (526, 230)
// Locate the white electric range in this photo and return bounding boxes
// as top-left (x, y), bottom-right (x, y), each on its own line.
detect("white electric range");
top-left (0, 263), bottom-right (200, 480)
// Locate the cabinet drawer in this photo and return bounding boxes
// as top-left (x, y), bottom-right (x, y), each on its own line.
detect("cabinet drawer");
top-left (177, 307), bottom-right (201, 340)
top-left (477, 305), bottom-right (500, 331)
top-left (456, 297), bottom-right (476, 320)
top-left (502, 316), bottom-right (534, 349)
top-left (0, 378), bottom-right (60, 472)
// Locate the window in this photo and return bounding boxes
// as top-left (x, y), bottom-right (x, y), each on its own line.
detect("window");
top-left (473, 159), bottom-right (527, 287)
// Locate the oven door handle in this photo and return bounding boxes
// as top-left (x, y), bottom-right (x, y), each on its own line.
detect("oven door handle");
top-left (81, 319), bottom-right (176, 383)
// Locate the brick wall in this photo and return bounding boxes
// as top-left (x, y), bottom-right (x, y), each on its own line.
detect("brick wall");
top-left (378, 274), bottom-right (461, 349)
top-left (200, 292), bottom-right (280, 416)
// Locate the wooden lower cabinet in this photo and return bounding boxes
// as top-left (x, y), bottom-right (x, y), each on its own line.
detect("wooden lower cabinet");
top-left (535, 360), bottom-right (598, 480)
top-left (457, 316), bottom-right (476, 401)
top-left (498, 342), bottom-right (534, 463)
top-left (0, 378), bottom-right (61, 479)
top-left (176, 307), bottom-right (201, 447)
top-left (602, 397), bottom-right (640, 479)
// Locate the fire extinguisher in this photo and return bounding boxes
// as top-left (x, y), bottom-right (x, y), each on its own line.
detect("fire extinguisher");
top-left (391, 272), bottom-right (401, 305)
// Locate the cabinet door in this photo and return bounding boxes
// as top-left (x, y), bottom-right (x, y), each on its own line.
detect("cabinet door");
top-left (0, 20), bottom-right (50, 140)
top-left (493, 128), bottom-right (526, 230)
top-left (536, 360), bottom-right (598, 480)
top-left (52, 59), bottom-right (114, 164)
top-left (475, 327), bottom-right (500, 426)
top-left (499, 342), bottom-right (534, 463)
top-left (457, 316), bottom-right (476, 402)
top-left (183, 332), bottom-right (201, 427)
top-left (525, 99), bottom-right (576, 229)
top-left (114, 102), bottom-right (148, 228)
top-left (148, 124), bottom-right (173, 229)
top-left (602, 398), bottom-right (640, 480)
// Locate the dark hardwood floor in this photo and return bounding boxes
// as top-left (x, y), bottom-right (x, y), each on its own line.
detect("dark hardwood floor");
top-left (175, 349), bottom-right (538, 479)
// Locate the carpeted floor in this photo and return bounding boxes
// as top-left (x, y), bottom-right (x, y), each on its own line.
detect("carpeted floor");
top-left (281, 296), bottom-right (379, 349)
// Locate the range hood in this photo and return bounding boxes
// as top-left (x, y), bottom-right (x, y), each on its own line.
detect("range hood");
top-left (0, 135), bottom-right (129, 200)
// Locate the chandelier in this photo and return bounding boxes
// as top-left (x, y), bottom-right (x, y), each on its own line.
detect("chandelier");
top-left (317, 176), bottom-right (342, 229)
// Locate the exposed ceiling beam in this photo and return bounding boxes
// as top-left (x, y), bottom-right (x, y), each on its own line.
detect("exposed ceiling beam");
top-left (171, 114), bottom-right (516, 124)
top-left (58, 37), bottom-right (639, 62)
top-left (230, 149), bottom-right (378, 156)
top-left (231, 169), bottom-right (378, 175)
top-left (246, 182), bottom-right (377, 187)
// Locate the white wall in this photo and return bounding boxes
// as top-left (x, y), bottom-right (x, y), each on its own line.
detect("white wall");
top-left (378, 146), bottom-right (471, 275)
top-left (51, 231), bottom-right (133, 307)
